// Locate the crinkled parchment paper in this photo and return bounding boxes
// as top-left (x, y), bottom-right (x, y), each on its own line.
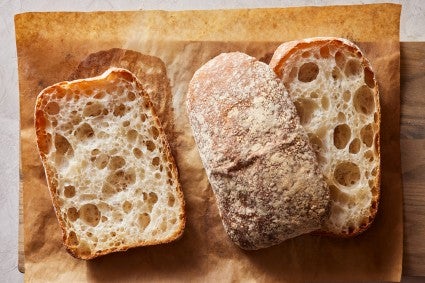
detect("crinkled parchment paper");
top-left (16, 4), bottom-right (402, 282)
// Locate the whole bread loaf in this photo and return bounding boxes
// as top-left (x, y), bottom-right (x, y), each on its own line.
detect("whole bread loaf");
top-left (270, 37), bottom-right (380, 236)
top-left (187, 52), bottom-right (330, 250)
top-left (35, 68), bottom-right (185, 259)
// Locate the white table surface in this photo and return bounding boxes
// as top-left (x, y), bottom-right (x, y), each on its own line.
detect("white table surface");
top-left (1, 0), bottom-right (424, 282)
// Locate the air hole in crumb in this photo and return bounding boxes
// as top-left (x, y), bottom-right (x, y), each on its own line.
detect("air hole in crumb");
top-left (95, 154), bottom-right (109, 169)
top-left (94, 92), bottom-right (105, 99)
top-left (320, 45), bottom-right (331, 58)
top-left (45, 101), bottom-right (60, 115)
top-left (127, 91), bottom-right (136, 101)
top-left (310, 92), bottom-right (319, 98)
top-left (113, 104), bottom-right (126, 117)
top-left (369, 180), bottom-right (374, 189)
top-left (91, 149), bottom-right (100, 156)
top-left (349, 138), bottom-right (361, 154)
top-left (140, 114), bottom-right (147, 122)
top-left (123, 121), bottom-right (130, 127)
top-left (331, 66), bottom-right (341, 80)
top-left (68, 231), bottom-right (79, 246)
top-left (79, 204), bottom-right (101, 227)
top-left (321, 96), bottom-right (329, 110)
top-left (160, 221), bottom-right (167, 232)
top-left (337, 112), bottom-right (346, 122)
top-left (133, 148), bottom-right (143, 158)
top-left (74, 123), bottom-right (94, 140)
top-left (97, 131), bottom-right (108, 139)
top-left (146, 141), bottom-right (156, 151)
top-left (294, 99), bottom-right (317, 125)
top-left (101, 216), bottom-right (108, 222)
top-left (334, 162), bottom-right (360, 187)
top-left (333, 124), bottom-right (351, 149)
top-left (67, 207), bottom-right (79, 222)
top-left (111, 231), bottom-right (116, 237)
top-left (343, 91), bottom-right (351, 102)
top-left (298, 62), bottom-right (319, 82)
top-left (364, 150), bottom-right (374, 162)
top-left (168, 194), bottom-right (175, 207)
top-left (77, 242), bottom-right (91, 257)
top-left (55, 134), bottom-right (73, 155)
top-left (138, 213), bottom-right (150, 230)
top-left (64, 185), bottom-right (76, 198)
top-left (123, 201), bottom-right (132, 213)
top-left (155, 172), bottom-right (161, 179)
top-left (127, 129), bottom-right (138, 143)
top-left (360, 124), bottom-right (374, 147)
top-left (152, 157), bottom-right (160, 166)
top-left (371, 167), bottom-right (378, 177)
top-left (151, 127), bottom-right (159, 139)
top-left (108, 156), bottom-right (126, 170)
top-left (335, 51), bottom-right (346, 69)
top-left (83, 102), bottom-right (103, 117)
top-left (170, 218), bottom-right (177, 225)
top-left (364, 67), bottom-right (375, 88)
top-left (302, 51), bottom-right (311, 58)
top-left (374, 113), bottom-right (378, 123)
top-left (344, 59), bottom-right (362, 77)
top-left (148, 192), bottom-right (158, 206)
top-left (354, 85), bottom-right (375, 115)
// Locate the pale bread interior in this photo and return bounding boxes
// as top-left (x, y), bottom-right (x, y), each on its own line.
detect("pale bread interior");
top-left (274, 41), bottom-right (379, 235)
top-left (36, 69), bottom-right (184, 258)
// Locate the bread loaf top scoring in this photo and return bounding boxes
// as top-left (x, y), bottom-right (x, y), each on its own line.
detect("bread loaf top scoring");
top-left (270, 37), bottom-right (380, 236)
top-left (35, 68), bottom-right (185, 259)
top-left (187, 52), bottom-right (330, 249)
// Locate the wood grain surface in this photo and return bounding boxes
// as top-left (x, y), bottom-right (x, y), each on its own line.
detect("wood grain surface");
top-left (400, 42), bottom-right (425, 276)
top-left (18, 42), bottom-right (425, 276)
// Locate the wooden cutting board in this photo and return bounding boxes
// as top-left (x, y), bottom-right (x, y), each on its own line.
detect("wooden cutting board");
top-left (400, 42), bottom-right (425, 276)
top-left (18, 42), bottom-right (425, 277)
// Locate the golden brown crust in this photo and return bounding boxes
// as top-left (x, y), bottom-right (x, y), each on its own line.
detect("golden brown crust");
top-left (35, 68), bottom-right (185, 260)
top-left (270, 37), bottom-right (381, 237)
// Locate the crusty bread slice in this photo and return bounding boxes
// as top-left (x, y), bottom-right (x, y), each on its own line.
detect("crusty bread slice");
top-left (270, 37), bottom-right (380, 237)
top-left (187, 52), bottom-right (330, 250)
top-left (34, 68), bottom-right (185, 259)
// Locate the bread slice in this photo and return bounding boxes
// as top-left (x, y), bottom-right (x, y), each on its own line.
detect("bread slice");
top-left (187, 52), bottom-right (330, 250)
top-left (34, 68), bottom-right (185, 259)
top-left (269, 37), bottom-right (380, 236)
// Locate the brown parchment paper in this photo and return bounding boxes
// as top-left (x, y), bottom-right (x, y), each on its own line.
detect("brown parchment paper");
top-left (16, 4), bottom-right (402, 282)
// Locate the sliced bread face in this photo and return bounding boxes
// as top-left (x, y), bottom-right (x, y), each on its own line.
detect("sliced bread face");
top-left (270, 38), bottom-right (380, 237)
top-left (35, 68), bottom-right (185, 259)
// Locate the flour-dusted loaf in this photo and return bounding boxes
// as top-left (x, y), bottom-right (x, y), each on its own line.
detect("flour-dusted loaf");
top-left (35, 68), bottom-right (185, 259)
top-left (187, 52), bottom-right (330, 250)
top-left (270, 37), bottom-right (380, 236)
